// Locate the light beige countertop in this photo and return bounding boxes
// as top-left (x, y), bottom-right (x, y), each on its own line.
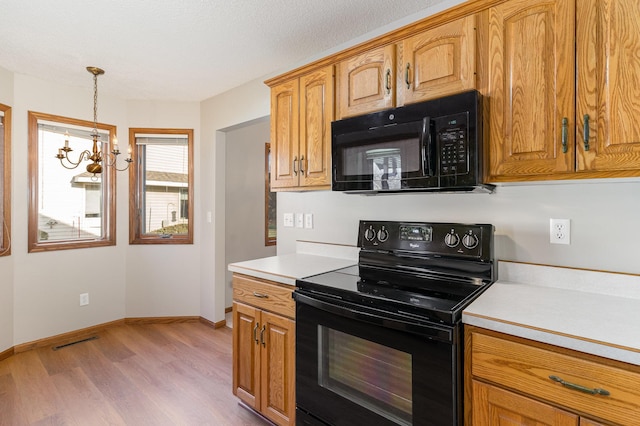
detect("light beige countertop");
top-left (228, 241), bottom-right (359, 286)
top-left (463, 261), bottom-right (640, 366)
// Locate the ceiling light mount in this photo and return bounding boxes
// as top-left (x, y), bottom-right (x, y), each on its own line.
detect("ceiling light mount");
top-left (56, 66), bottom-right (131, 175)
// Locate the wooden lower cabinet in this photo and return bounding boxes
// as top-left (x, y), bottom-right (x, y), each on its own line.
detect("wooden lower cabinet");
top-left (232, 274), bottom-right (295, 426)
top-left (472, 380), bottom-right (579, 425)
top-left (466, 326), bottom-right (640, 426)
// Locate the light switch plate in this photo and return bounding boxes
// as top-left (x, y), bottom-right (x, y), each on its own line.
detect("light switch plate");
top-left (283, 213), bottom-right (294, 227)
top-left (295, 213), bottom-right (304, 228)
top-left (304, 213), bottom-right (313, 229)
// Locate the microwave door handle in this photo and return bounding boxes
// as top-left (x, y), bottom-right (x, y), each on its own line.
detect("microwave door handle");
top-left (421, 117), bottom-right (434, 176)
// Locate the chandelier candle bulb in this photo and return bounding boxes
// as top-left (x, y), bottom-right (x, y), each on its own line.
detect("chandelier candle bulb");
top-left (64, 132), bottom-right (69, 148)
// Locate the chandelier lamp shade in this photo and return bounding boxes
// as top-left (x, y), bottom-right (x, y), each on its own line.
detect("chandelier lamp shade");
top-left (56, 66), bottom-right (132, 175)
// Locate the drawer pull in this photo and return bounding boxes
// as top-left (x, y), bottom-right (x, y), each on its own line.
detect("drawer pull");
top-left (549, 375), bottom-right (610, 396)
top-left (252, 292), bottom-right (269, 298)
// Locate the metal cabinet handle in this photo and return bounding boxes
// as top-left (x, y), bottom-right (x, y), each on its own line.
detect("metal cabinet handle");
top-left (260, 325), bottom-right (266, 347)
top-left (300, 155), bottom-right (305, 175)
top-left (252, 292), bottom-right (269, 298)
top-left (253, 322), bottom-right (260, 344)
top-left (385, 69), bottom-right (391, 94)
top-left (293, 156), bottom-right (298, 176)
top-left (405, 63), bottom-right (411, 89)
top-left (583, 114), bottom-right (590, 151)
top-left (561, 117), bottom-right (568, 153)
top-left (549, 375), bottom-right (610, 396)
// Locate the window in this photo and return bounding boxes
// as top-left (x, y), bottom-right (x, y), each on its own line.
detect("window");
top-left (265, 143), bottom-right (276, 246)
top-left (129, 128), bottom-right (193, 244)
top-left (28, 111), bottom-right (116, 252)
top-left (0, 103), bottom-right (11, 256)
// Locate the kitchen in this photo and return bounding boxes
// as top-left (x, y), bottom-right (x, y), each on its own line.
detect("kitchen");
top-left (1, 0), bottom-right (640, 425)
top-left (229, 0), bottom-right (640, 424)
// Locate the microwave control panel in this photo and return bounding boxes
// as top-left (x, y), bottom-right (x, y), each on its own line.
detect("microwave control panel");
top-left (436, 112), bottom-right (469, 176)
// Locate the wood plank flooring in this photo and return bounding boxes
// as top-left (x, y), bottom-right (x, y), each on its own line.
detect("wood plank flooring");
top-left (0, 322), bottom-right (270, 425)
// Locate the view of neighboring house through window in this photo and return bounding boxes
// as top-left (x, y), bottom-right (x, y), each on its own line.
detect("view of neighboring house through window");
top-left (27, 111), bottom-right (116, 252)
top-left (0, 103), bottom-right (11, 256)
top-left (129, 128), bottom-right (193, 244)
top-left (265, 143), bottom-right (276, 246)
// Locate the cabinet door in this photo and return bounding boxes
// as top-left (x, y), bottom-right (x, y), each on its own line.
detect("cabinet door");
top-left (577, 0), bottom-right (640, 172)
top-left (399, 15), bottom-right (477, 106)
top-left (270, 79), bottom-right (300, 189)
top-left (299, 65), bottom-right (334, 188)
top-left (260, 311), bottom-right (295, 426)
top-left (232, 302), bottom-right (261, 410)
top-left (336, 44), bottom-right (396, 119)
top-left (487, 0), bottom-right (575, 180)
top-left (472, 380), bottom-right (579, 426)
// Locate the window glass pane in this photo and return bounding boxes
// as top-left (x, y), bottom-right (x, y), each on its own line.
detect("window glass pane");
top-left (28, 111), bottom-right (115, 252)
top-left (37, 125), bottom-right (108, 242)
top-left (141, 143), bottom-right (188, 235)
top-left (130, 128), bottom-right (193, 244)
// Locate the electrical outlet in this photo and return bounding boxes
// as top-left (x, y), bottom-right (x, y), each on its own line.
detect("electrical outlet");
top-left (295, 213), bottom-right (304, 228)
top-left (79, 293), bottom-right (89, 306)
top-left (283, 213), bottom-right (294, 227)
top-left (550, 219), bottom-right (570, 245)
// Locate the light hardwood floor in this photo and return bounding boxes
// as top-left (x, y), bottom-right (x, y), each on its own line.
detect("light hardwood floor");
top-left (0, 322), bottom-right (270, 425)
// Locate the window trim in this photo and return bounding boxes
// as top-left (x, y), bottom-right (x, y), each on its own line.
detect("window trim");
top-left (28, 111), bottom-right (116, 253)
top-left (265, 142), bottom-right (276, 246)
top-left (0, 103), bottom-right (11, 256)
top-left (128, 128), bottom-right (194, 245)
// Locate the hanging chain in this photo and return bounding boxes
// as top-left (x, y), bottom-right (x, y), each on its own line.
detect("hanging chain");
top-left (92, 72), bottom-right (99, 135)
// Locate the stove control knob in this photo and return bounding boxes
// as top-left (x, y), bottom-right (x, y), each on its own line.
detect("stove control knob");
top-left (444, 231), bottom-right (460, 248)
top-left (377, 227), bottom-right (389, 242)
top-left (462, 233), bottom-right (479, 249)
top-left (364, 226), bottom-right (376, 241)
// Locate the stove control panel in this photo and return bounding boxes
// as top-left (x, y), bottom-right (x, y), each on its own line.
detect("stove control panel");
top-left (358, 220), bottom-right (493, 260)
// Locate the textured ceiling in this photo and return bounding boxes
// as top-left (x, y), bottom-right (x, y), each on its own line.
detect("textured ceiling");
top-left (0, 0), bottom-right (449, 101)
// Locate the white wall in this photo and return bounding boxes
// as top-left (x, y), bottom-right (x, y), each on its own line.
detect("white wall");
top-left (10, 73), bottom-right (128, 345)
top-left (124, 100), bottom-right (202, 318)
top-left (224, 118), bottom-right (276, 308)
top-left (199, 79), bottom-right (270, 324)
top-left (0, 66), bottom-right (14, 352)
top-left (276, 180), bottom-right (640, 275)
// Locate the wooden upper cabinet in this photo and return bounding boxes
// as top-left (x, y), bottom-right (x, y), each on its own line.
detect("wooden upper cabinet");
top-left (487, 0), bottom-right (575, 180)
top-left (299, 66), bottom-right (334, 188)
top-left (398, 15), bottom-right (477, 106)
top-left (576, 0), bottom-right (640, 172)
top-left (270, 80), bottom-right (299, 189)
top-left (270, 65), bottom-right (333, 191)
top-left (336, 45), bottom-right (395, 119)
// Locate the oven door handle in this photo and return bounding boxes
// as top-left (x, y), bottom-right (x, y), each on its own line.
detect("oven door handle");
top-left (294, 291), bottom-right (453, 343)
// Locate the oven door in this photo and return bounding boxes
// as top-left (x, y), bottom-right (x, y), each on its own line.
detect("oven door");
top-left (294, 291), bottom-right (462, 426)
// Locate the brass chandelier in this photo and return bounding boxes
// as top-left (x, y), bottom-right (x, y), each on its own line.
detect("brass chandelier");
top-left (56, 66), bottom-right (132, 175)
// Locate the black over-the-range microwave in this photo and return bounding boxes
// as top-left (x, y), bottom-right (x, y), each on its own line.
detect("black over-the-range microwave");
top-left (331, 90), bottom-right (494, 193)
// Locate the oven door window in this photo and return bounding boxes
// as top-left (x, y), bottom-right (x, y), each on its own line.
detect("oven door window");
top-left (319, 327), bottom-right (412, 425)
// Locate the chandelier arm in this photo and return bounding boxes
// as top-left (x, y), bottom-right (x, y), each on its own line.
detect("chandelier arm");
top-left (103, 151), bottom-right (132, 171)
top-left (58, 149), bottom-right (93, 169)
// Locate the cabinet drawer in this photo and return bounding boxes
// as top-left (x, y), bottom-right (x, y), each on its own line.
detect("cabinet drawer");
top-left (470, 330), bottom-right (640, 425)
top-left (233, 274), bottom-right (295, 319)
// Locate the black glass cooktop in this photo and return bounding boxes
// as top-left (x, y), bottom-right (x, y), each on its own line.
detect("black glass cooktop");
top-left (296, 264), bottom-right (490, 325)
